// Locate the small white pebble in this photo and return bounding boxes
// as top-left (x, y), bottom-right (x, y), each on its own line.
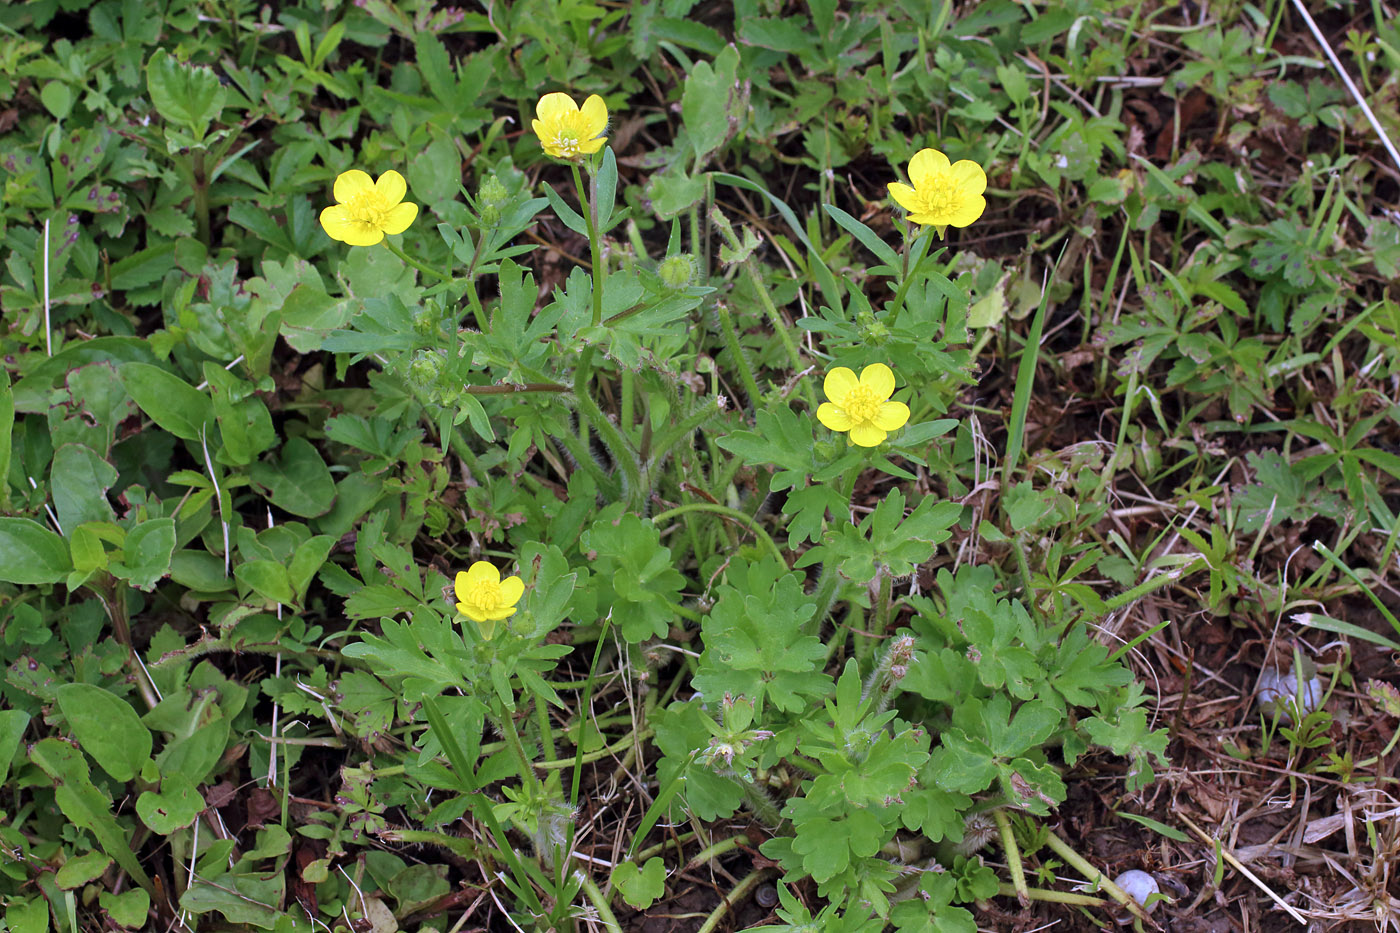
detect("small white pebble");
top-left (1257, 670), bottom-right (1324, 722)
top-left (1113, 870), bottom-right (1160, 914)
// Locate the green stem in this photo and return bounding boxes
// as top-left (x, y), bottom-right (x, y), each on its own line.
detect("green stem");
top-left (574, 347), bottom-right (644, 510)
top-left (886, 227), bottom-right (932, 327)
top-left (741, 258), bottom-right (814, 408)
top-left (1013, 538), bottom-right (1042, 624)
top-left (534, 727), bottom-right (655, 770)
top-left (463, 382), bottom-right (568, 396)
top-left (695, 869), bottom-right (767, 933)
top-left (684, 833), bottom-right (745, 870)
top-left (571, 162), bottom-right (604, 327)
top-left (192, 151), bottom-right (211, 247)
top-left (497, 708), bottom-right (545, 795)
top-left (993, 809), bottom-right (1030, 907)
top-left (652, 502), bottom-right (785, 566)
top-left (1042, 829), bottom-right (1152, 924)
top-left (873, 568), bottom-right (894, 636)
top-left (716, 302), bottom-right (763, 411)
top-left (382, 238), bottom-right (451, 282)
top-left (535, 699), bottom-right (557, 764)
top-left (994, 883), bottom-right (1108, 907)
top-left (576, 873), bottom-right (624, 933)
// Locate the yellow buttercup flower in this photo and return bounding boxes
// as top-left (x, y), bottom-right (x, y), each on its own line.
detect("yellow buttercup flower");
top-left (454, 561), bottom-right (524, 624)
top-left (887, 149), bottom-right (987, 235)
top-left (532, 92), bottom-right (608, 160)
top-left (817, 363), bottom-right (911, 448)
top-left (319, 169), bottom-right (418, 247)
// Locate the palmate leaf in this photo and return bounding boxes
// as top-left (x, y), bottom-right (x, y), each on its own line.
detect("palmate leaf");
top-left (581, 506), bottom-right (686, 642)
top-left (716, 406), bottom-right (820, 492)
top-left (693, 556), bottom-right (828, 712)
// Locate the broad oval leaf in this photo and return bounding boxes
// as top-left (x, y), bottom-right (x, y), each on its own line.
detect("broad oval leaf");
top-left (55, 683), bottom-right (154, 783)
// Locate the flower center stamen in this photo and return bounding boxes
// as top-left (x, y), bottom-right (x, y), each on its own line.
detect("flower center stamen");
top-left (346, 191), bottom-right (393, 228)
top-left (467, 579), bottom-right (502, 611)
top-left (918, 174), bottom-right (964, 217)
top-left (843, 385), bottom-right (881, 423)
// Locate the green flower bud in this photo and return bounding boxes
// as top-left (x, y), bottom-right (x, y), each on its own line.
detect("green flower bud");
top-left (413, 307), bottom-right (439, 338)
top-left (478, 175), bottom-right (508, 226)
top-left (408, 350), bottom-right (443, 389)
top-left (658, 253), bottom-right (697, 291)
top-left (863, 319), bottom-right (890, 346)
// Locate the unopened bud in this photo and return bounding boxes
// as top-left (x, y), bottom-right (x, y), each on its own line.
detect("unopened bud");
top-left (658, 253), bottom-right (697, 290)
top-left (408, 350), bottom-right (443, 388)
top-left (413, 308), bottom-right (439, 338)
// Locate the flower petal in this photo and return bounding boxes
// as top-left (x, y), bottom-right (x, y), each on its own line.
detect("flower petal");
top-left (536, 92), bottom-right (578, 122)
top-left (580, 94), bottom-right (608, 139)
top-left (456, 600), bottom-right (477, 620)
top-left (944, 194), bottom-right (987, 228)
top-left (859, 363), bottom-right (896, 401)
top-left (466, 561), bottom-right (500, 587)
top-left (333, 169), bottom-right (374, 204)
top-left (486, 605), bottom-right (518, 621)
top-left (823, 366), bottom-right (859, 405)
top-left (380, 201), bottom-right (418, 235)
top-left (498, 575), bottom-right (525, 609)
top-left (375, 169), bottom-right (407, 205)
top-left (319, 205), bottom-right (353, 242)
top-left (849, 422), bottom-right (888, 447)
top-left (454, 570), bottom-right (472, 603)
top-left (907, 149), bottom-right (950, 188)
top-left (949, 159), bottom-right (987, 197)
top-left (578, 136), bottom-right (607, 155)
top-left (817, 402), bottom-right (854, 432)
top-left (872, 400), bottom-right (911, 431)
top-left (341, 223), bottom-right (384, 247)
top-left (887, 182), bottom-right (920, 212)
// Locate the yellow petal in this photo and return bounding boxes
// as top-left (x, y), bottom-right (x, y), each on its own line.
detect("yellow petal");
top-left (341, 223), bottom-right (384, 247)
top-left (486, 605), bottom-right (518, 621)
top-left (578, 136), bottom-right (607, 155)
top-left (375, 169), bottom-right (407, 205)
top-left (380, 202), bottom-right (418, 235)
top-left (872, 400), bottom-right (910, 431)
top-left (580, 94), bottom-right (608, 139)
top-left (498, 575), bottom-right (525, 608)
top-left (944, 194), bottom-right (987, 228)
top-left (454, 571), bottom-right (472, 603)
top-left (823, 366), bottom-right (858, 405)
top-left (949, 159), bottom-right (987, 197)
top-left (466, 560), bottom-right (500, 587)
top-left (907, 149), bottom-right (950, 188)
top-left (319, 205), bottom-right (353, 242)
top-left (333, 169), bottom-right (374, 203)
top-left (849, 423), bottom-right (888, 447)
top-left (817, 402), bottom-right (854, 432)
top-left (536, 92), bottom-right (578, 122)
top-left (887, 182), bottom-right (920, 212)
top-left (455, 600), bottom-right (476, 620)
top-left (859, 363), bottom-right (896, 401)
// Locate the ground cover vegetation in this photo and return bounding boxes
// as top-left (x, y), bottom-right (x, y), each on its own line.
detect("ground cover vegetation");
top-left (0, 0), bottom-right (1399, 929)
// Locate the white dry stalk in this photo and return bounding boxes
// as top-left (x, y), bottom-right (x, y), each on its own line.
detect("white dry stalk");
top-left (1289, 0), bottom-right (1400, 178)
top-left (199, 424), bottom-right (230, 577)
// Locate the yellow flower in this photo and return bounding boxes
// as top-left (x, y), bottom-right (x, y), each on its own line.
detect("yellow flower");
top-left (319, 169), bottom-right (418, 247)
top-left (454, 561), bottom-right (524, 624)
top-left (532, 92), bottom-right (608, 160)
top-left (817, 363), bottom-right (911, 448)
top-left (887, 149), bottom-right (987, 234)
